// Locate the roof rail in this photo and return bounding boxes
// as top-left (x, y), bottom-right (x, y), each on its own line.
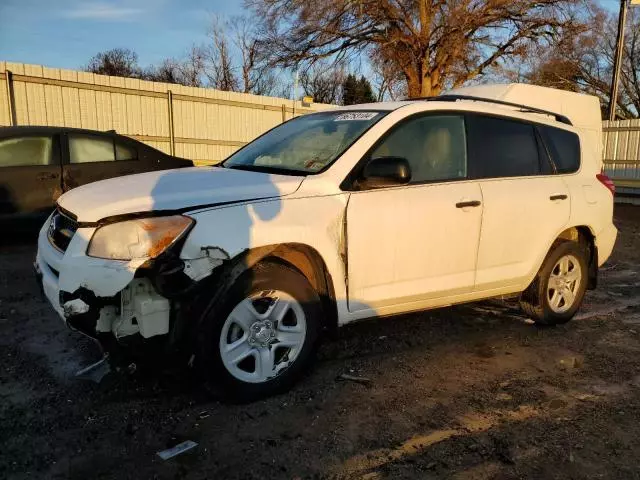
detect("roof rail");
top-left (411, 94), bottom-right (573, 126)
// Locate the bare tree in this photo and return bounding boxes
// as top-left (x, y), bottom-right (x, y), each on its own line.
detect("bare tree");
top-left (206, 17), bottom-right (240, 91)
top-left (299, 62), bottom-right (346, 104)
top-left (229, 16), bottom-right (277, 95)
top-left (177, 46), bottom-right (207, 87)
top-left (248, 0), bottom-right (582, 98)
top-left (144, 59), bottom-right (183, 84)
top-left (204, 15), bottom-right (278, 95)
top-left (528, 4), bottom-right (639, 118)
top-left (86, 48), bottom-right (142, 78)
top-left (370, 52), bottom-right (406, 101)
top-left (144, 47), bottom-right (206, 87)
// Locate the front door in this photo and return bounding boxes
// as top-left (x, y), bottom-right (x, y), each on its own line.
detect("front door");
top-left (62, 133), bottom-right (140, 190)
top-left (346, 113), bottom-right (483, 313)
top-left (0, 133), bottom-right (62, 219)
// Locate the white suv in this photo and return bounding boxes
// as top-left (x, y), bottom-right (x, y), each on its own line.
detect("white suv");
top-left (36, 84), bottom-right (617, 400)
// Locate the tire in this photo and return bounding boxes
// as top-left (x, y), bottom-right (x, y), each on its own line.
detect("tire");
top-left (196, 262), bottom-right (322, 402)
top-left (519, 241), bottom-right (589, 326)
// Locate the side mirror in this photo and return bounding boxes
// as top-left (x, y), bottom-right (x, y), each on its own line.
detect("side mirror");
top-left (360, 156), bottom-right (411, 188)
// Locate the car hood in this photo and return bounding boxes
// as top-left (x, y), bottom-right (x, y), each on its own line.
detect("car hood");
top-left (57, 166), bottom-right (305, 223)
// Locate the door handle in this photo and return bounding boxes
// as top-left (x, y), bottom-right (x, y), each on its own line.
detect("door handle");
top-left (550, 194), bottom-right (568, 201)
top-left (456, 200), bottom-right (481, 208)
top-left (37, 172), bottom-right (58, 181)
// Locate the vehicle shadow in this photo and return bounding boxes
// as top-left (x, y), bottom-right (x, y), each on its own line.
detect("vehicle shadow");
top-left (0, 184), bottom-right (50, 246)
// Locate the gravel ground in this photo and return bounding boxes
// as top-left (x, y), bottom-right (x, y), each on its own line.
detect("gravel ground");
top-left (1, 205), bottom-right (639, 480)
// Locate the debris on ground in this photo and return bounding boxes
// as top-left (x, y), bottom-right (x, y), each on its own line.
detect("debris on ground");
top-left (337, 373), bottom-right (372, 385)
top-left (75, 355), bottom-right (111, 383)
top-left (157, 440), bottom-right (198, 460)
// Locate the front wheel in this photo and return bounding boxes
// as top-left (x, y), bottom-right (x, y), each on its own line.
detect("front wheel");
top-left (520, 241), bottom-right (589, 326)
top-left (196, 262), bottom-right (322, 401)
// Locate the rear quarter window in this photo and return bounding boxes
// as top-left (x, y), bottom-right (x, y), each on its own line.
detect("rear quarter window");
top-left (540, 126), bottom-right (580, 174)
top-left (115, 141), bottom-right (137, 161)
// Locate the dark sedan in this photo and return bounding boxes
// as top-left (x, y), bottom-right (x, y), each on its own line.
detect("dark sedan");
top-left (0, 126), bottom-right (193, 230)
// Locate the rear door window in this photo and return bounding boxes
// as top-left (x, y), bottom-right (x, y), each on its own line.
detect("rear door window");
top-left (467, 115), bottom-right (541, 179)
top-left (69, 135), bottom-right (115, 163)
top-left (540, 126), bottom-right (580, 174)
top-left (0, 136), bottom-right (53, 167)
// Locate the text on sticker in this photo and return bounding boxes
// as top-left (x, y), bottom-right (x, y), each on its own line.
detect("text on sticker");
top-left (334, 112), bottom-right (378, 121)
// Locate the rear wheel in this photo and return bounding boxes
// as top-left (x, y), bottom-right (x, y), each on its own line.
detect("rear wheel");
top-left (197, 262), bottom-right (322, 401)
top-left (520, 241), bottom-right (588, 325)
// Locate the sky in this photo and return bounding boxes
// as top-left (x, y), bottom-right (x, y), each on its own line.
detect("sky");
top-left (0, 0), bottom-right (244, 70)
top-left (0, 0), bottom-right (625, 72)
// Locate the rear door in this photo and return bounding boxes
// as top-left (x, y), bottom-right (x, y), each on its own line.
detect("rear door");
top-left (62, 132), bottom-right (141, 190)
top-left (467, 114), bottom-right (570, 291)
top-left (0, 133), bottom-right (62, 218)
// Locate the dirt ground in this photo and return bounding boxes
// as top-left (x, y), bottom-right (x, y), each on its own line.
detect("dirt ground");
top-left (1, 206), bottom-right (640, 480)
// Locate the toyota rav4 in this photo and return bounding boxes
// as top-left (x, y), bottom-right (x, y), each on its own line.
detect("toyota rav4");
top-left (35, 84), bottom-right (617, 400)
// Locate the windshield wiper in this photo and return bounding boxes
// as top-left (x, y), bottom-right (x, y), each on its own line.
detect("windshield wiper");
top-left (224, 163), bottom-right (308, 176)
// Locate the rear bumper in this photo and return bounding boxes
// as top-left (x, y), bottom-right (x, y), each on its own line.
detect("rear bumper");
top-left (596, 222), bottom-right (618, 266)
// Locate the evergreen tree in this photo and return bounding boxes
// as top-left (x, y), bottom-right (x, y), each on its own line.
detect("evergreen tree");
top-left (342, 74), bottom-right (376, 105)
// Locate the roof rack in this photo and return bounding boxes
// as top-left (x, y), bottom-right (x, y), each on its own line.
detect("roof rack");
top-left (411, 94), bottom-right (573, 126)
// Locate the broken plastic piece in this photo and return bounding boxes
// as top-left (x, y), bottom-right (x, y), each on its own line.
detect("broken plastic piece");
top-left (63, 298), bottom-right (90, 317)
top-left (157, 440), bottom-right (198, 460)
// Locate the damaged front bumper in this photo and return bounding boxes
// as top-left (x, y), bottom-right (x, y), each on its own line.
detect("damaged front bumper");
top-left (35, 215), bottom-right (225, 362)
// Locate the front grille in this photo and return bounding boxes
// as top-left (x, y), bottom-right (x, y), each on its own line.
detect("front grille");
top-left (48, 209), bottom-right (78, 252)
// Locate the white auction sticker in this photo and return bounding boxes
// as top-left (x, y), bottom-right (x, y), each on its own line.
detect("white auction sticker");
top-left (334, 112), bottom-right (378, 121)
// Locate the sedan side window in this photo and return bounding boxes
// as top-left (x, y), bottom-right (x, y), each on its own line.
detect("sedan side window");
top-left (0, 136), bottom-right (53, 167)
top-left (69, 135), bottom-right (115, 163)
top-left (370, 115), bottom-right (467, 183)
top-left (115, 141), bottom-right (137, 161)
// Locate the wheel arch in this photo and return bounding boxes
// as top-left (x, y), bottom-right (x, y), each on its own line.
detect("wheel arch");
top-left (548, 225), bottom-right (598, 289)
top-left (198, 242), bottom-right (339, 334)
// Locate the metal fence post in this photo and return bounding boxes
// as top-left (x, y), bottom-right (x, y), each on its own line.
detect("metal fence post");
top-left (4, 70), bottom-right (16, 126)
top-left (609, 0), bottom-right (629, 121)
top-left (167, 89), bottom-right (175, 156)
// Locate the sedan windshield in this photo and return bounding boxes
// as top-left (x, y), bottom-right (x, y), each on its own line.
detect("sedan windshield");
top-left (222, 110), bottom-right (386, 174)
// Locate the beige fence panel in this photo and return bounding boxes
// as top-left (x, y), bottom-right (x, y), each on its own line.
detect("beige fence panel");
top-left (0, 61), bottom-right (333, 165)
top-left (603, 119), bottom-right (640, 189)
